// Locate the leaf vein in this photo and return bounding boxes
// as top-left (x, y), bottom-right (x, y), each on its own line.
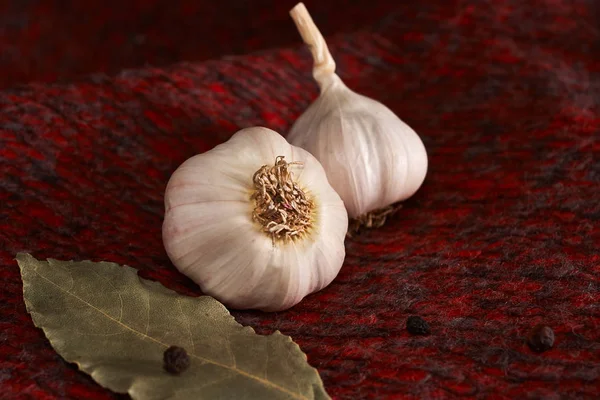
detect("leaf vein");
top-left (177, 298), bottom-right (195, 354)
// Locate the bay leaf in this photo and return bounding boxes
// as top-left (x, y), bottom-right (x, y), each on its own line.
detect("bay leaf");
top-left (17, 253), bottom-right (330, 400)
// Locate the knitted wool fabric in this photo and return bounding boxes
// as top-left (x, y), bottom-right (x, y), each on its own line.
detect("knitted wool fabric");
top-left (1, 0), bottom-right (599, 399)
top-left (0, 0), bottom-right (397, 89)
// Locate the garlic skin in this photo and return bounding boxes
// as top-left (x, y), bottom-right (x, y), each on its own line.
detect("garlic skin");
top-left (288, 74), bottom-right (428, 218)
top-left (288, 3), bottom-right (428, 219)
top-left (162, 127), bottom-right (348, 312)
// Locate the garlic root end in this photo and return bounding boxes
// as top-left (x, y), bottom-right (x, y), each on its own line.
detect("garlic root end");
top-left (346, 203), bottom-right (403, 237)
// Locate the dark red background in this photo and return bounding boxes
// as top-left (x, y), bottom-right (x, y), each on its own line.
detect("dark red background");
top-left (1, 0), bottom-right (599, 399)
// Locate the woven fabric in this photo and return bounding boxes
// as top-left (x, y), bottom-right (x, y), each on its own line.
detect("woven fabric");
top-left (1, 0), bottom-right (599, 399)
top-left (0, 0), bottom-right (396, 89)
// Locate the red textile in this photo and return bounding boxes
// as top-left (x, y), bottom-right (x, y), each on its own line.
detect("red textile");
top-left (0, 0), bottom-right (397, 89)
top-left (1, 1), bottom-right (599, 399)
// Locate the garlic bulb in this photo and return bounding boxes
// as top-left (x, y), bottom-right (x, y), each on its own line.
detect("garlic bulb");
top-left (162, 127), bottom-right (348, 312)
top-left (287, 3), bottom-right (428, 220)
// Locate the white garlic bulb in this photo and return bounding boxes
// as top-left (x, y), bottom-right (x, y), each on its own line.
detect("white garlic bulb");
top-left (287, 3), bottom-right (428, 219)
top-left (162, 127), bottom-right (348, 312)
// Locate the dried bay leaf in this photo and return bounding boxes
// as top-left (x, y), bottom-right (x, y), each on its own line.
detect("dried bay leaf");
top-left (17, 253), bottom-right (330, 400)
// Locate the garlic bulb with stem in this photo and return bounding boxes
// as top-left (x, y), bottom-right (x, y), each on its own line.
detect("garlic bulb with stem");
top-left (162, 127), bottom-right (348, 312)
top-left (288, 3), bottom-right (428, 226)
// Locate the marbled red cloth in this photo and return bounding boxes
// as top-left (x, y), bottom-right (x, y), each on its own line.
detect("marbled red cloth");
top-left (0, 0), bottom-right (397, 89)
top-left (1, 1), bottom-right (599, 399)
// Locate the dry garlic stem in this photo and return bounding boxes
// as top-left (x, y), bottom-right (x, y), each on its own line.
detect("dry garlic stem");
top-left (289, 3), bottom-right (336, 87)
top-left (163, 127), bottom-right (348, 312)
top-left (288, 3), bottom-right (428, 222)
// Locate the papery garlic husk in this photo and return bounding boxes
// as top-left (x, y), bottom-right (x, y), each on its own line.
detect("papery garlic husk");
top-left (162, 127), bottom-right (348, 312)
top-left (287, 3), bottom-right (428, 220)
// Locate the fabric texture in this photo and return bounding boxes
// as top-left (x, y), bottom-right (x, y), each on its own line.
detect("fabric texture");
top-left (1, 0), bottom-right (599, 399)
top-left (0, 0), bottom-right (396, 89)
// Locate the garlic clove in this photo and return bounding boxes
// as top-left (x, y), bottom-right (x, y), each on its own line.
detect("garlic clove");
top-left (163, 127), bottom-right (348, 311)
top-left (288, 3), bottom-right (428, 220)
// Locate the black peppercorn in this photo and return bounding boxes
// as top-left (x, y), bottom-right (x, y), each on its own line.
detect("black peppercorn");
top-left (163, 346), bottom-right (190, 374)
top-left (527, 325), bottom-right (555, 353)
top-left (406, 316), bottom-right (430, 335)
